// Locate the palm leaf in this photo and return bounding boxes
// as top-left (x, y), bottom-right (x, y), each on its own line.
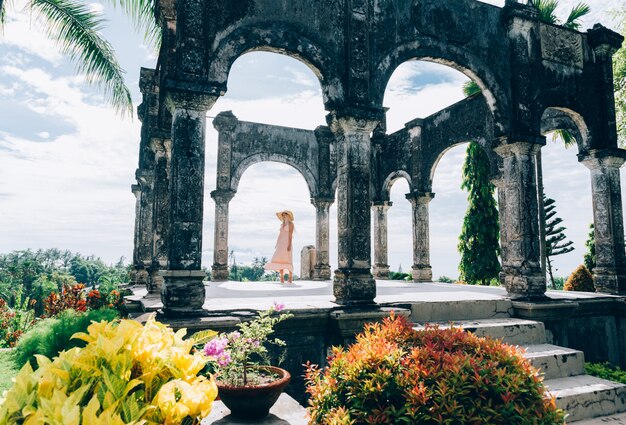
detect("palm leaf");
top-left (530, 0), bottom-right (560, 25)
top-left (463, 81), bottom-right (482, 97)
top-left (551, 129), bottom-right (577, 148)
top-left (105, 0), bottom-right (160, 48)
top-left (564, 3), bottom-right (590, 31)
top-left (30, 0), bottom-right (133, 115)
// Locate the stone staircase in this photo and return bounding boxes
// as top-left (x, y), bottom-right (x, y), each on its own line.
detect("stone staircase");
top-left (411, 303), bottom-right (626, 423)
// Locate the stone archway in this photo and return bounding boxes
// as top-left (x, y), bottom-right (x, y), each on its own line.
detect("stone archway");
top-left (133, 0), bottom-right (626, 316)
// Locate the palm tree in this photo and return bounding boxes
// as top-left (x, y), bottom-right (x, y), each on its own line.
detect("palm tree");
top-left (0, 0), bottom-right (159, 116)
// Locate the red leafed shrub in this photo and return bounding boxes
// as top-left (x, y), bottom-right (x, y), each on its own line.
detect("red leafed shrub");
top-left (0, 298), bottom-right (35, 348)
top-left (43, 284), bottom-right (87, 317)
top-left (305, 314), bottom-right (565, 425)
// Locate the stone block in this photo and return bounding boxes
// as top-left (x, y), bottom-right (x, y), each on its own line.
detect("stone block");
top-left (522, 344), bottom-right (585, 380)
top-left (300, 246), bottom-right (316, 280)
top-left (202, 393), bottom-right (307, 424)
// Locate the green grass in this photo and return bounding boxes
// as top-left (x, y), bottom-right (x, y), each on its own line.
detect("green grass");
top-left (0, 350), bottom-right (19, 394)
top-left (585, 362), bottom-right (626, 384)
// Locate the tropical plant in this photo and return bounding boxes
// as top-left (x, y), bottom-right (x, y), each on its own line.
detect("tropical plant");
top-left (564, 264), bottom-right (595, 292)
top-left (458, 141), bottom-right (501, 285)
top-left (0, 316), bottom-right (218, 425)
top-left (14, 307), bottom-right (120, 368)
top-left (544, 195), bottom-right (575, 288)
top-left (0, 0), bottom-right (161, 115)
top-left (586, 362), bottom-right (626, 385)
top-left (0, 293), bottom-right (35, 348)
top-left (305, 314), bottom-right (565, 424)
top-left (584, 223), bottom-right (596, 272)
top-left (614, 8), bottom-right (626, 147)
top-left (529, 0), bottom-right (590, 30)
top-left (203, 302), bottom-right (292, 386)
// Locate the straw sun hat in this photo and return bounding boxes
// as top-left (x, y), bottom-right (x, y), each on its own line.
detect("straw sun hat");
top-left (276, 210), bottom-right (295, 221)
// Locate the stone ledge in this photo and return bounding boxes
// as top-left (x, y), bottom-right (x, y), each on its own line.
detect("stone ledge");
top-left (202, 393), bottom-right (307, 425)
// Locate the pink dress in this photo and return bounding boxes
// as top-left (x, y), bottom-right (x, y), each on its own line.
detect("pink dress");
top-left (265, 223), bottom-right (293, 272)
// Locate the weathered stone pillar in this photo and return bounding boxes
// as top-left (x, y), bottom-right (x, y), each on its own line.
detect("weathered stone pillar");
top-left (149, 138), bottom-right (171, 294)
top-left (329, 113), bottom-right (379, 304)
top-left (160, 92), bottom-right (217, 316)
top-left (494, 138), bottom-right (546, 299)
top-left (211, 189), bottom-right (235, 281)
top-left (130, 184), bottom-right (149, 286)
top-left (311, 198), bottom-right (333, 280)
top-left (581, 150), bottom-right (626, 294)
top-left (372, 201), bottom-right (391, 279)
top-left (406, 192), bottom-right (434, 282)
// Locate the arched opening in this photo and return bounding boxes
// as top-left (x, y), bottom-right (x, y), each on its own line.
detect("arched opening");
top-left (539, 108), bottom-right (594, 288)
top-left (385, 177), bottom-right (412, 277)
top-left (203, 51), bottom-right (330, 281)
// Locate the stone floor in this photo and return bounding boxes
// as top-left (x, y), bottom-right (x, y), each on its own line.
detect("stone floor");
top-left (130, 280), bottom-right (620, 313)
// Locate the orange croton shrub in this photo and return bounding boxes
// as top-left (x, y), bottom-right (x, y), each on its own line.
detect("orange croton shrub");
top-left (306, 314), bottom-right (565, 425)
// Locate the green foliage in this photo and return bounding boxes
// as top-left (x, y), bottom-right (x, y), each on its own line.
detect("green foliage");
top-left (544, 195), bottom-right (575, 288)
top-left (585, 362), bottom-right (626, 385)
top-left (306, 314), bottom-right (565, 424)
top-left (584, 223), bottom-right (596, 272)
top-left (437, 276), bottom-right (455, 283)
top-left (0, 293), bottom-right (36, 348)
top-left (229, 257), bottom-right (270, 282)
top-left (458, 142), bottom-right (501, 285)
top-left (564, 264), bottom-right (595, 292)
top-left (390, 271), bottom-right (411, 281)
top-left (14, 307), bottom-right (120, 368)
top-left (529, 0), bottom-right (590, 29)
top-left (463, 80), bottom-right (481, 97)
top-left (616, 8), bottom-right (626, 147)
top-left (0, 350), bottom-right (19, 395)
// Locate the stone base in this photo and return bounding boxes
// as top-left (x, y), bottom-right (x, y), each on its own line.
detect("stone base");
top-left (333, 268), bottom-right (376, 305)
top-left (372, 264), bottom-right (390, 280)
top-left (211, 264), bottom-right (229, 281)
top-left (130, 268), bottom-right (149, 287)
top-left (147, 270), bottom-right (164, 294)
top-left (411, 265), bottom-right (432, 282)
top-left (159, 270), bottom-right (207, 317)
top-left (313, 264), bottom-right (331, 280)
top-left (501, 269), bottom-right (547, 300)
top-left (593, 267), bottom-right (626, 294)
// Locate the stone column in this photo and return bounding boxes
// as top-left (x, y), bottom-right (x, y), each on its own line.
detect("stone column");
top-left (371, 201), bottom-right (392, 279)
top-left (312, 198), bottom-right (333, 280)
top-left (130, 184), bottom-right (149, 286)
top-left (329, 113), bottom-right (379, 304)
top-left (581, 150), bottom-right (626, 294)
top-left (494, 138), bottom-right (546, 299)
top-left (149, 138), bottom-right (171, 294)
top-left (406, 192), bottom-right (434, 282)
top-left (211, 189), bottom-right (236, 281)
top-left (160, 92), bottom-right (217, 316)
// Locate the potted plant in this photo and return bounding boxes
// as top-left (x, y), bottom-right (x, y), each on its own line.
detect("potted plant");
top-left (202, 301), bottom-right (293, 420)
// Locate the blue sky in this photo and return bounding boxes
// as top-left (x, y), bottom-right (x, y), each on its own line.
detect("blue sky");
top-left (0, 0), bottom-right (624, 281)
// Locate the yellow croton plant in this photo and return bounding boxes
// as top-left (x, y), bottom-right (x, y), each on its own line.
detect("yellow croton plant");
top-left (0, 316), bottom-right (218, 424)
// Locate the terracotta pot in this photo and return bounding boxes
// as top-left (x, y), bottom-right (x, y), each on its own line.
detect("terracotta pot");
top-left (216, 366), bottom-right (291, 420)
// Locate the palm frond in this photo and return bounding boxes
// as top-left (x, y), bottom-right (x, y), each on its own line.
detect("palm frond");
top-left (463, 80), bottom-right (482, 97)
top-left (1, 0), bottom-right (7, 30)
top-left (551, 129), bottom-right (577, 147)
top-left (105, 0), bottom-right (160, 48)
top-left (530, 0), bottom-right (560, 25)
top-left (564, 3), bottom-right (590, 31)
top-left (30, 0), bottom-right (133, 115)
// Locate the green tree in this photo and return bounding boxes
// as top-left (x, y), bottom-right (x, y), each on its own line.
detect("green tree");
top-left (0, 0), bottom-right (160, 114)
top-left (543, 195), bottom-right (575, 288)
top-left (614, 8), bottom-right (626, 147)
top-left (584, 223), bottom-right (596, 272)
top-left (458, 142), bottom-right (501, 285)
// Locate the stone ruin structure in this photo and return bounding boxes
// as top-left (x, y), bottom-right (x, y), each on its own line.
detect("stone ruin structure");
top-left (131, 0), bottom-right (625, 316)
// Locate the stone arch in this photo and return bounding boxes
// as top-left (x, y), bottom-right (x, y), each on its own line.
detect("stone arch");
top-left (231, 153), bottom-right (318, 199)
top-left (540, 107), bottom-right (591, 154)
top-left (208, 23), bottom-right (344, 108)
top-left (381, 171), bottom-right (412, 201)
top-left (373, 39), bottom-right (508, 134)
top-left (428, 138), bottom-right (493, 187)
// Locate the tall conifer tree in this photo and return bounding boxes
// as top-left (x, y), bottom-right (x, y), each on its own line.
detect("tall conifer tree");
top-left (458, 142), bottom-right (500, 285)
top-left (544, 195), bottom-right (575, 287)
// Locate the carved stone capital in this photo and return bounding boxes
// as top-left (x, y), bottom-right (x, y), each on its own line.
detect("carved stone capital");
top-left (588, 24), bottom-right (625, 59)
top-left (493, 136), bottom-right (545, 158)
top-left (212, 111), bottom-right (239, 132)
top-left (311, 197), bottom-right (334, 210)
top-left (580, 149), bottom-right (626, 170)
top-left (501, 0), bottom-right (539, 25)
top-left (327, 107), bottom-right (384, 135)
top-left (165, 87), bottom-right (218, 112)
top-left (210, 189), bottom-right (236, 204)
top-left (406, 191), bottom-right (435, 205)
top-left (371, 200), bottom-right (393, 209)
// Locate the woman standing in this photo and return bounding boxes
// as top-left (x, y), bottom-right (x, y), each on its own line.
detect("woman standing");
top-left (265, 210), bottom-right (295, 283)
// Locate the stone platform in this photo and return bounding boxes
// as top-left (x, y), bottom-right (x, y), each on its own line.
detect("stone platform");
top-left (202, 394), bottom-right (307, 425)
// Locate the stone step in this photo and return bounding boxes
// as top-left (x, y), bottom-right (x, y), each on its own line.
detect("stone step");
top-left (546, 375), bottom-right (626, 422)
top-left (571, 412), bottom-right (626, 423)
top-left (522, 344), bottom-right (585, 380)
top-left (414, 318), bottom-right (547, 346)
top-left (408, 299), bottom-right (513, 322)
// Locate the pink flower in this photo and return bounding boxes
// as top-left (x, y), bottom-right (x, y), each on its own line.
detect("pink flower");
top-left (229, 331), bottom-right (241, 340)
top-left (204, 336), bottom-right (228, 357)
top-left (216, 351), bottom-right (231, 367)
top-left (272, 301), bottom-right (285, 312)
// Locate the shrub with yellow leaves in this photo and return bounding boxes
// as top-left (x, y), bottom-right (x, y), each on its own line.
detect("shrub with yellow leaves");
top-left (0, 315), bottom-right (218, 425)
